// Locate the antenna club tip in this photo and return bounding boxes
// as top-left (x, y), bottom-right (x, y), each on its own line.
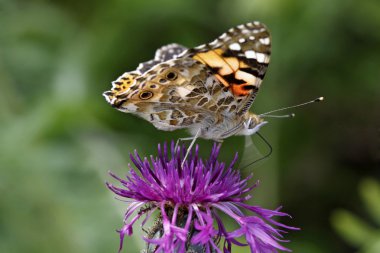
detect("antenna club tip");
top-left (290, 113), bottom-right (296, 118)
top-left (315, 96), bottom-right (324, 102)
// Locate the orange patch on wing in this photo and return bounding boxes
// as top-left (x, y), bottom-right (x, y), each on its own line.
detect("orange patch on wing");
top-left (231, 84), bottom-right (250, 96)
top-left (194, 49), bottom-right (258, 97)
top-left (193, 50), bottom-right (236, 76)
top-left (223, 57), bottom-right (239, 72)
top-left (193, 50), bottom-right (223, 67)
top-left (239, 61), bottom-right (250, 68)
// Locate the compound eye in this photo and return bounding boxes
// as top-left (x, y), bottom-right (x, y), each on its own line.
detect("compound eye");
top-left (139, 91), bottom-right (153, 100)
top-left (166, 71), bottom-right (177, 80)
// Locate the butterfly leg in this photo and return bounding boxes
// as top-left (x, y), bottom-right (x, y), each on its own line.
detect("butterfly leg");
top-left (181, 128), bottom-right (201, 168)
top-left (243, 120), bottom-right (268, 135)
top-left (174, 136), bottom-right (196, 153)
top-left (238, 113), bottom-right (268, 136)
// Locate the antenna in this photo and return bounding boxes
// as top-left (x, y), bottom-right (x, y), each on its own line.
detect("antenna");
top-left (261, 113), bottom-right (296, 118)
top-left (259, 97), bottom-right (324, 117)
top-left (239, 132), bottom-right (273, 171)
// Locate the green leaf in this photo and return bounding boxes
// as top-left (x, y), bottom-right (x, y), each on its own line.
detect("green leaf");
top-left (331, 209), bottom-right (375, 247)
top-left (360, 178), bottom-right (380, 225)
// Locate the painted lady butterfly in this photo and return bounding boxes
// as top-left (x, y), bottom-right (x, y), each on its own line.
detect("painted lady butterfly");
top-left (103, 22), bottom-right (271, 141)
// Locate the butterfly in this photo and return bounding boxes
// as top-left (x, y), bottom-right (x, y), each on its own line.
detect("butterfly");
top-left (103, 21), bottom-right (271, 142)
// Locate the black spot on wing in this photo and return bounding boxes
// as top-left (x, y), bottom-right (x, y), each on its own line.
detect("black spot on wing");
top-left (242, 85), bottom-right (258, 91)
top-left (222, 73), bottom-right (246, 85)
top-left (239, 67), bottom-right (260, 78)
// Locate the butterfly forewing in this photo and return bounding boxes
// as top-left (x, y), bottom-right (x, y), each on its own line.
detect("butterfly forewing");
top-left (184, 22), bottom-right (271, 115)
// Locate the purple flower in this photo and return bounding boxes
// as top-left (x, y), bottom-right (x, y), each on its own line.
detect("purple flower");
top-left (107, 142), bottom-right (299, 253)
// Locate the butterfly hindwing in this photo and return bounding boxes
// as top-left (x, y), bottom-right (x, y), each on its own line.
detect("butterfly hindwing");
top-left (137, 43), bottom-right (188, 73)
top-left (154, 43), bottom-right (188, 62)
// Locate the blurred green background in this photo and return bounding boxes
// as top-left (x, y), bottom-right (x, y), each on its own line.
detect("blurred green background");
top-left (1, 0), bottom-right (379, 252)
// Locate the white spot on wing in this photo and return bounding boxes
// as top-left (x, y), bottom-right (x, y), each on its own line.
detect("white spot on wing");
top-left (259, 37), bottom-right (270, 45)
top-left (123, 103), bottom-right (138, 112)
top-left (209, 39), bottom-right (219, 46)
top-left (256, 52), bottom-right (269, 63)
top-left (229, 43), bottom-right (241, 51)
top-left (239, 38), bottom-right (245, 43)
top-left (177, 86), bottom-right (192, 98)
top-left (245, 50), bottom-right (257, 59)
top-left (195, 44), bottom-right (206, 49)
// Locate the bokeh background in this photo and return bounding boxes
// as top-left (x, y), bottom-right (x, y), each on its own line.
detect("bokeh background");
top-left (1, 0), bottom-right (379, 252)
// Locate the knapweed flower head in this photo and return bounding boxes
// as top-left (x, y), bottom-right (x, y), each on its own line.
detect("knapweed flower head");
top-left (107, 142), bottom-right (299, 253)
